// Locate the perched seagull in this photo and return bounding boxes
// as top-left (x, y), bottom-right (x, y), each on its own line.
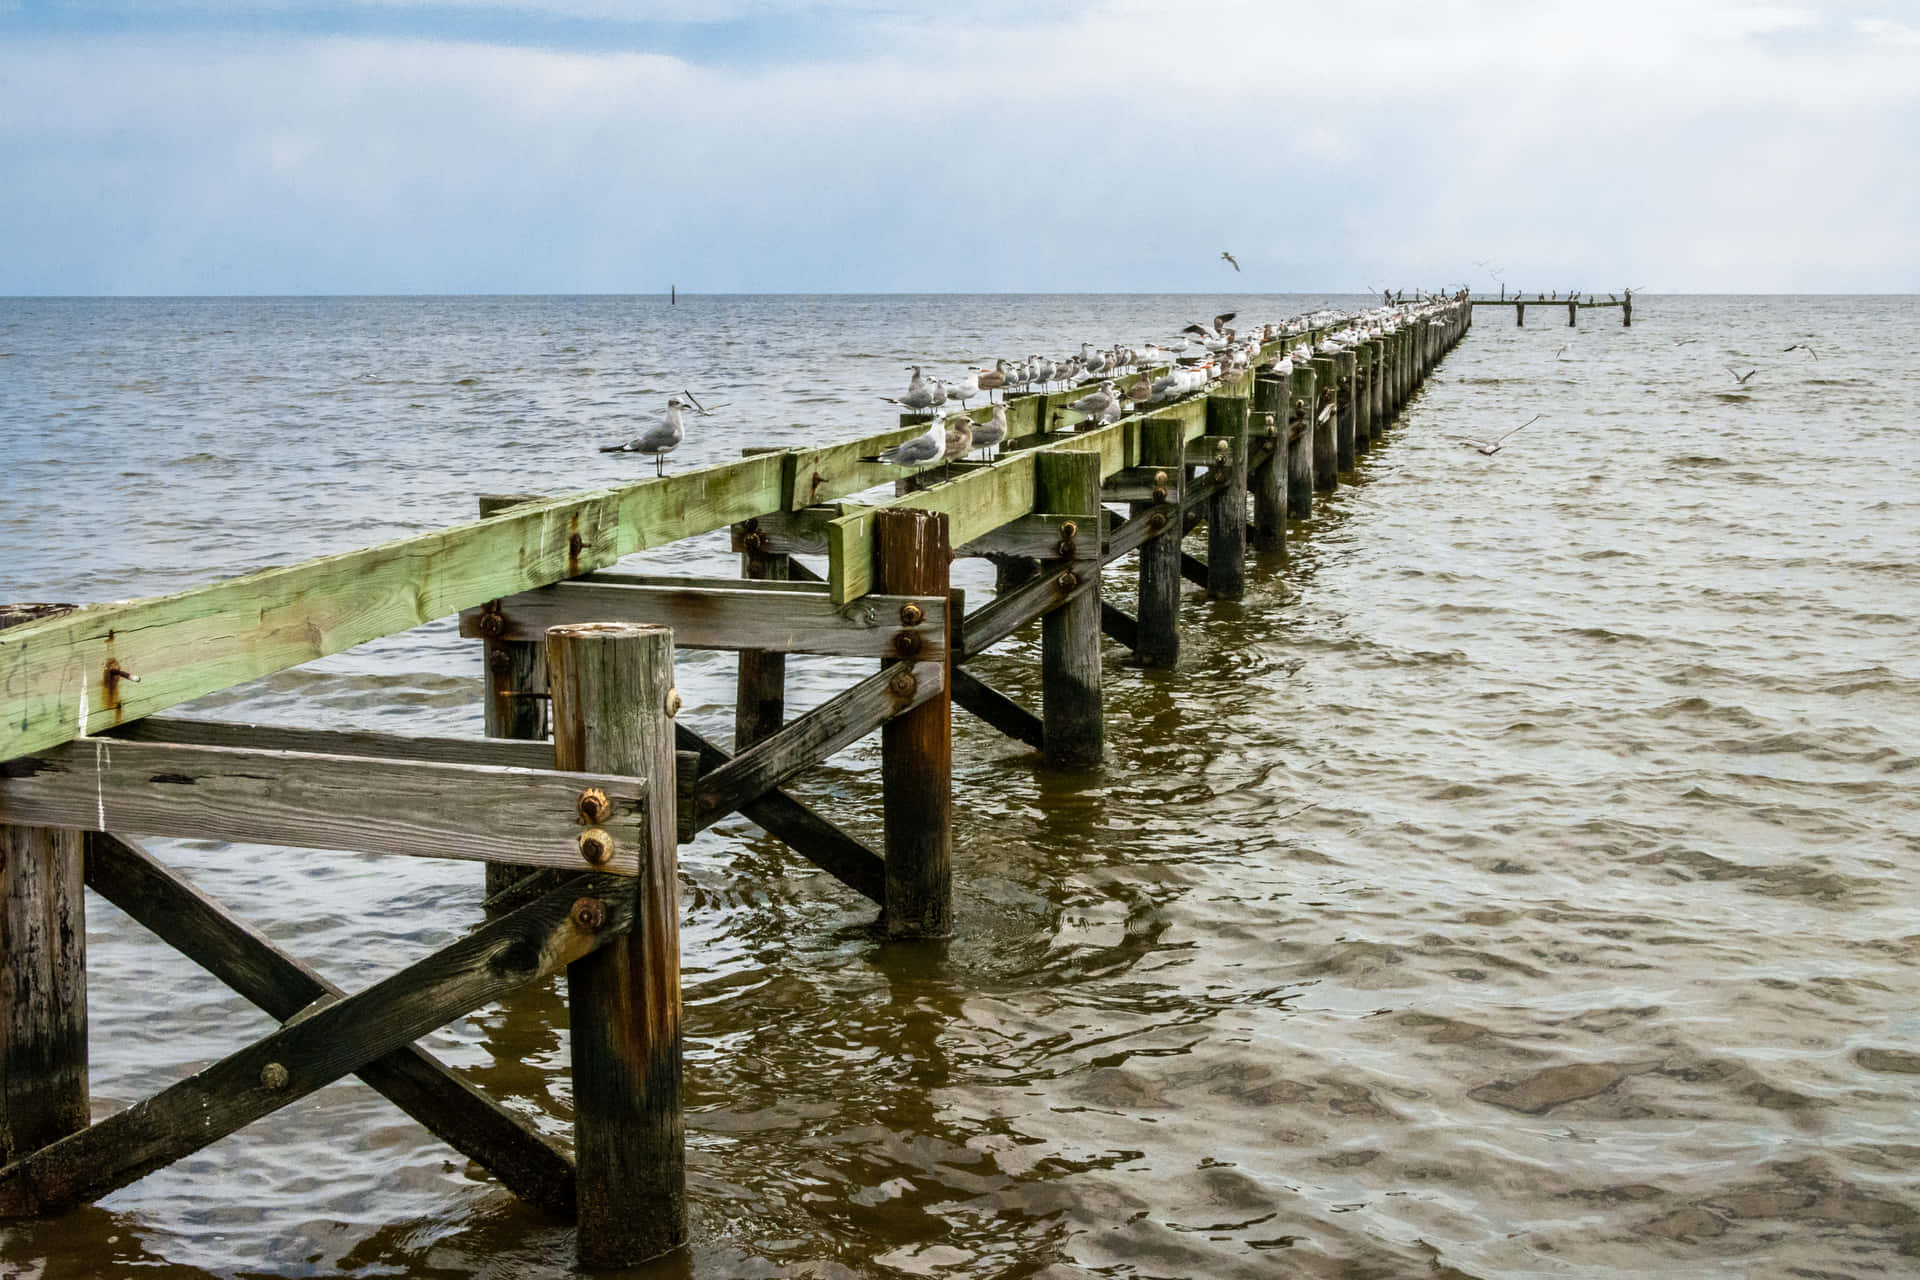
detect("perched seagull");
top-left (862, 419), bottom-right (946, 468)
top-left (1459, 414), bottom-right (1542, 457)
top-left (970, 403), bottom-right (1008, 458)
top-left (1064, 380), bottom-right (1117, 422)
top-left (943, 413), bottom-right (976, 460)
top-left (1726, 366), bottom-right (1760, 386)
top-left (978, 359), bottom-right (1010, 401)
top-left (599, 397), bottom-right (688, 475)
top-left (1783, 343), bottom-right (1818, 360)
top-left (881, 366), bottom-right (936, 414)
top-left (1221, 250), bottom-right (1241, 272)
top-left (948, 368), bottom-right (980, 411)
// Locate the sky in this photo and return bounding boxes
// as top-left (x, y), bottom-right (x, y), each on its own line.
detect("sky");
top-left (1, 0), bottom-right (1916, 294)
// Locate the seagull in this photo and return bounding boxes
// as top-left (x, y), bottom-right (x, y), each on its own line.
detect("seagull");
top-left (978, 359), bottom-right (1010, 401)
top-left (861, 419), bottom-right (946, 468)
top-left (1783, 343), bottom-right (1818, 360)
top-left (943, 413), bottom-right (976, 461)
top-left (880, 366), bottom-right (936, 415)
top-left (1556, 343), bottom-right (1573, 360)
top-left (1064, 380), bottom-right (1117, 422)
top-left (1221, 250), bottom-right (1240, 272)
top-left (947, 368), bottom-right (980, 411)
top-left (970, 402), bottom-right (1008, 458)
top-left (599, 398), bottom-right (688, 475)
top-left (1726, 366), bottom-right (1759, 386)
top-left (1458, 414), bottom-right (1542, 457)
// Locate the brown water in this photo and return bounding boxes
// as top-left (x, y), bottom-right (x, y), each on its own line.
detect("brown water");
top-left (2, 295), bottom-right (1918, 1277)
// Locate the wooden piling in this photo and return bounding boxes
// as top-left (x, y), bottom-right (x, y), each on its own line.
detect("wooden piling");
top-left (1134, 418), bottom-right (1184, 667)
top-left (1035, 451), bottom-right (1103, 767)
top-left (873, 508), bottom-right (953, 936)
top-left (1249, 376), bottom-right (1287, 553)
top-left (1310, 357), bottom-right (1338, 493)
top-left (548, 622), bottom-right (684, 1269)
top-left (1205, 395), bottom-right (1249, 598)
top-left (1367, 339), bottom-right (1386, 441)
top-left (1515, 301), bottom-right (1525, 328)
top-left (477, 496), bottom-right (549, 900)
top-left (1288, 364), bottom-right (1316, 516)
top-left (1333, 351), bottom-right (1357, 473)
top-left (1623, 289), bottom-right (1633, 327)
top-left (734, 535), bottom-right (789, 751)
top-left (1352, 344), bottom-right (1373, 455)
top-left (0, 604), bottom-right (87, 1168)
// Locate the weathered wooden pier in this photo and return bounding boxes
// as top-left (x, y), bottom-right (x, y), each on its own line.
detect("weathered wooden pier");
top-left (0, 298), bottom-right (1471, 1266)
top-left (1470, 288), bottom-right (1635, 326)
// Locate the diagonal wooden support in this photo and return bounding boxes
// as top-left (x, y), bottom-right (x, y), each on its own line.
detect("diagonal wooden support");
top-left (80, 832), bottom-right (576, 1217)
top-left (0, 866), bottom-right (635, 1217)
top-left (688, 660), bottom-right (945, 836)
top-left (949, 667), bottom-right (1043, 750)
top-left (1100, 602), bottom-right (1139, 651)
top-left (672, 723), bottom-right (886, 906)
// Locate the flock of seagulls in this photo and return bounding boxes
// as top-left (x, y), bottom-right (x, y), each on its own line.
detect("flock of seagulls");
top-left (598, 297), bottom-right (1463, 477)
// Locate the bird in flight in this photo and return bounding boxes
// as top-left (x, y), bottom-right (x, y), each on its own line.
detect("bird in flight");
top-left (1783, 343), bottom-right (1818, 360)
top-left (1726, 366), bottom-right (1759, 386)
top-left (1221, 251), bottom-right (1240, 272)
top-left (1459, 414), bottom-right (1542, 456)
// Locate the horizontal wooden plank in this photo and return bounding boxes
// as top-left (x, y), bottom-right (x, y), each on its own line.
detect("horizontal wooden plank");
top-left (459, 582), bottom-right (947, 660)
top-left (0, 452), bottom-right (788, 764)
top-left (586, 570), bottom-right (826, 596)
top-left (0, 740), bottom-right (649, 874)
top-left (0, 868), bottom-right (634, 1217)
top-left (82, 832), bottom-right (577, 1217)
top-left (108, 717), bottom-right (556, 771)
top-left (958, 512), bottom-right (1105, 560)
top-left (730, 506), bottom-right (844, 557)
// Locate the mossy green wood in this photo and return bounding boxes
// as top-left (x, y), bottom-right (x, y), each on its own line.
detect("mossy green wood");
top-left (0, 453), bottom-right (787, 763)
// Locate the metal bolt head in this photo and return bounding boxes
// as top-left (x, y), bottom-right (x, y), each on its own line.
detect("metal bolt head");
top-left (1147, 511), bottom-right (1168, 532)
top-left (578, 828), bottom-right (615, 866)
top-left (665, 688), bottom-right (682, 718)
top-left (1055, 571), bottom-right (1079, 591)
top-left (892, 630), bottom-right (924, 659)
top-left (260, 1061), bottom-right (290, 1091)
top-left (888, 668), bottom-right (919, 699)
top-left (570, 897), bottom-right (607, 932)
top-left (898, 602), bottom-right (925, 627)
top-left (568, 532), bottom-right (585, 556)
top-left (577, 787), bottom-right (612, 824)
top-left (477, 611), bottom-right (506, 639)
top-left (1059, 520), bottom-right (1078, 540)
top-left (1153, 470), bottom-right (1169, 487)
top-left (488, 648), bottom-right (512, 674)
top-left (1151, 486), bottom-right (1169, 504)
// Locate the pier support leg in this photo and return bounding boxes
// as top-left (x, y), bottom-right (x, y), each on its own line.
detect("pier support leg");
top-left (1036, 451), bottom-right (1103, 768)
top-left (1352, 347), bottom-right (1373, 456)
top-left (550, 622), bottom-right (684, 1270)
top-left (1568, 299), bottom-right (1578, 327)
top-left (1288, 365), bottom-right (1315, 517)
top-left (1311, 358), bottom-right (1338, 493)
top-left (1623, 291), bottom-right (1633, 327)
top-left (477, 496), bottom-right (549, 901)
top-left (1516, 302), bottom-right (1525, 328)
top-left (1333, 351), bottom-right (1357, 474)
top-left (1368, 339), bottom-right (1386, 441)
top-left (735, 537), bottom-right (788, 751)
top-left (1206, 394), bottom-right (1248, 598)
top-left (874, 508), bottom-right (953, 938)
top-left (1134, 418), bottom-right (1184, 667)
top-left (1250, 376), bottom-right (1287, 553)
top-left (0, 824), bottom-right (87, 1168)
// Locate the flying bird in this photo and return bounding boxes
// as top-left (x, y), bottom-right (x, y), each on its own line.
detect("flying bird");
top-left (1221, 251), bottom-right (1240, 272)
top-left (1726, 366), bottom-right (1759, 386)
top-left (1783, 343), bottom-right (1818, 360)
top-left (1459, 414), bottom-right (1542, 457)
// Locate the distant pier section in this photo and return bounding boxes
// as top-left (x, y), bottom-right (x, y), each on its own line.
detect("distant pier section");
top-left (1467, 287), bottom-right (1635, 326)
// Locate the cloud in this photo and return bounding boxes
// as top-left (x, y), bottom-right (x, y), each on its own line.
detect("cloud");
top-left (1, 0), bottom-right (1916, 293)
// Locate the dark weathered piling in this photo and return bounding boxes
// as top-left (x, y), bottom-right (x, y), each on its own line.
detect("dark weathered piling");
top-left (1623, 289), bottom-right (1633, 327)
top-left (1310, 357), bottom-right (1338, 492)
top-left (1036, 451), bottom-right (1103, 767)
top-left (1333, 350), bottom-right (1357, 473)
top-left (1134, 417), bottom-right (1185, 666)
top-left (477, 495), bottom-right (548, 900)
top-left (873, 508), bottom-right (954, 934)
top-left (734, 535), bottom-right (789, 751)
top-left (549, 622), bottom-right (684, 1269)
top-left (1288, 364), bottom-right (1316, 516)
top-left (1352, 344), bottom-right (1373, 456)
top-left (1515, 300), bottom-right (1526, 327)
top-left (1250, 375), bottom-right (1287, 552)
top-left (1367, 338), bottom-right (1386, 441)
top-left (1206, 394), bottom-right (1249, 598)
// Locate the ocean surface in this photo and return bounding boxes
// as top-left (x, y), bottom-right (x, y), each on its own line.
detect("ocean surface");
top-left (1, 294), bottom-right (1917, 1278)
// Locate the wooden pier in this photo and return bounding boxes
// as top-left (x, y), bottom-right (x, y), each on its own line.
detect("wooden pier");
top-left (1469, 288), bottom-right (1635, 326)
top-left (0, 298), bottom-right (1472, 1266)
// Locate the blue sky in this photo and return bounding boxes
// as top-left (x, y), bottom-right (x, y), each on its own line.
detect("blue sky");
top-left (3, 1), bottom-right (1917, 294)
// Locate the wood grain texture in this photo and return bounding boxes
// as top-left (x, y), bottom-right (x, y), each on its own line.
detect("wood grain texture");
top-left (1311, 357), bottom-right (1340, 491)
top-left (1133, 417), bottom-right (1185, 669)
top-left (0, 739), bottom-right (647, 874)
top-left (108, 716), bottom-right (554, 770)
top-left (1250, 375), bottom-right (1288, 553)
top-left (735, 539), bottom-right (790, 752)
top-left (1288, 365), bottom-right (1316, 517)
top-left (1037, 451), bottom-right (1104, 768)
top-left (1205, 395), bottom-right (1249, 600)
top-left (1334, 350), bottom-right (1358, 472)
top-left (0, 867), bottom-right (633, 1217)
top-left (0, 824), bottom-right (86, 1168)
top-left (874, 509), bottom-right (952, 939)
top-left (81, 832), bottom-right (576, 1216)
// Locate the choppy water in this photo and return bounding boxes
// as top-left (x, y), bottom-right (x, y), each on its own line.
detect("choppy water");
top-left (2, 294), bottom-right (1918, 1278)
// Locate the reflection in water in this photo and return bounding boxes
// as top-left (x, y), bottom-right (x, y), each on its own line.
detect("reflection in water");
top-left (2, 295), bottom-right (1919, 1275)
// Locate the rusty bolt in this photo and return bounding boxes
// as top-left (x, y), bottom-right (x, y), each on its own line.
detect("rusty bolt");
top-left (892, 630), bottom-right (923, 659)
top-left (1059, 520), bottom-right (1078, 541)
top-left (577, 786), bottom-right (612, 824)
top-left (665, 687), bottom-right (682, 718)
top-left (1147, 511), bottom-right (1168, 532)
top-left (570, 897), bottom-right (607, 932)
top-left (477, 612), bottom-right (505, 638)
top-left (899, 601), bottom-right (925, 627)
top-left (1153, 470), bottom-right (1169, 487)
top-left (568, 532), bottom-right (585, 557)
top-left (742, 530), bottom-right (770, 553)
top-left (888, 668), bottom-right (919, 698)
top-left (259, 1061), bottom-right (290, 1091)
top-left (104, 660), bottom-right (140, 687)
top-left (1055, 571), bottom-right (1079, 592)
top-left (488, 648), bottom-right (512, 674)
top-left (578, 828), bottom-right (615, 866)
top-left (1151, 485), bottom-right (1169, 503)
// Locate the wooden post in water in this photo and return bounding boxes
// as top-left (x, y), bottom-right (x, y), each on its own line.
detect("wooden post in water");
top-left (547, 621), bottom-right (683, 1270)
top-left (873, 508), bottom-right (953, 936)
top-left (1352, 343), bottom-right (1373, 456)
top-left (734, 521), bottom-right (789, 751)
top-left (1206, 394), bottom-right (1249, 598)
top-left (1310, 357), bottom-right (1338, 493)
top-left (1036, 451), bottom-right (1103, 767)
top-left (1333, 350), bottom-right (1357, 473)
top-left (1567, 298), bottom-right (1578, 327)
top-left (1250, 375), bottom-right (1287, 553)
top-left (1367, 339), bottom-right (1386, 441)
top-left (477, 495), bottom-right (549, 900)
top-left (0, 603), bottom-right (88, 1168)
top-left (1623, 290), bottom-right (1633, 327)
top-left (1288, 364), bottom-right (1316, 517)
top-left (1134, 417), bottom-right (1185, 667)
top-left (1515, 301), bottom-right (1525, 328)
top-left (1401, 327), bottom-right (1415, 404)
